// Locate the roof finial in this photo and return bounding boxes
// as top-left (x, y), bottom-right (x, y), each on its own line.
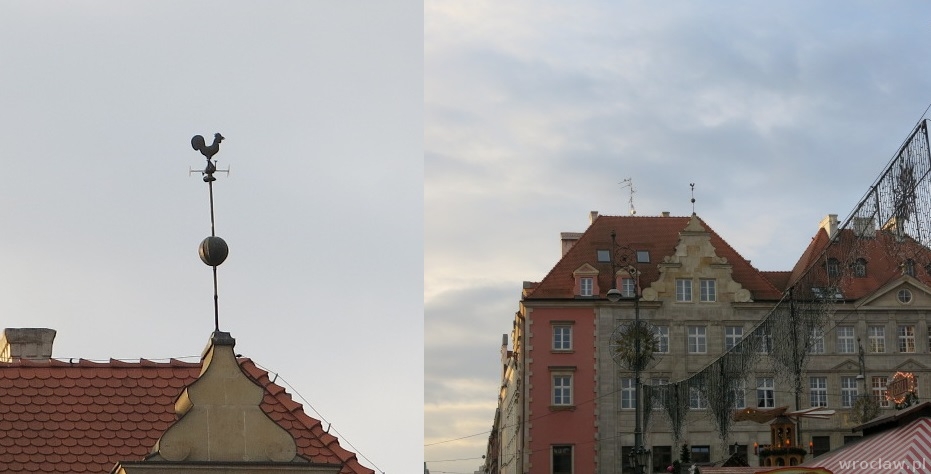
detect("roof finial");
top-left (690, 183), bottom-right (696, 215)
top-left (620, 178), bottom-right (636, 215)
top-left (192, 133), bottom-right (230, 333)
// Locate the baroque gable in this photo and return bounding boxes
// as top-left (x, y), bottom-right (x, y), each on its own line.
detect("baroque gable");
top-left (641, 214), bottom-right (752, 303)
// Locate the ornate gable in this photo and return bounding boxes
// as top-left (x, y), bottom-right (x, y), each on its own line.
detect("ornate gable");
top-left (641, 215), bottom-right (752, 303)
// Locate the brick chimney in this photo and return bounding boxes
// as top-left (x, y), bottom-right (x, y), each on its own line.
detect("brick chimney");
top-left (0, 328), bottom-right (56, 362)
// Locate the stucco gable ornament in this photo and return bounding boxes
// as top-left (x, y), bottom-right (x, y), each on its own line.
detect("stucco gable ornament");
top-left (150, 332), bottom-right (299, 463)
top-left (646, 213), bottom-right (752, 302)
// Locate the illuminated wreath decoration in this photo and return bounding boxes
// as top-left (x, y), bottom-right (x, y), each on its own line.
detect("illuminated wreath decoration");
top-left (609, 320), bottom-right (660, 371)
top-left (886, 372), bottom-right (919, 410)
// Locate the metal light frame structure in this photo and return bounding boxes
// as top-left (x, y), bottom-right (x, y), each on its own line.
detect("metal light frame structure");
top-left (607, 230), bottom-right (651, 474)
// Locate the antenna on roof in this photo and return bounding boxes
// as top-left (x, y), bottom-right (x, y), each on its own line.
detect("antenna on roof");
top-left (191, 133), bottom-right (230, 333)
top-left (620, 178), bottom-right (636, 215)
top-left (690, 182), bottom-right (696, 215)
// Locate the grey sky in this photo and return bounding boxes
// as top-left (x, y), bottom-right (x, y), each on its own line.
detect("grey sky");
top-left (0, 3), bottom-right (421, 473)
top-left (425, 2), bottom-right (931, 472)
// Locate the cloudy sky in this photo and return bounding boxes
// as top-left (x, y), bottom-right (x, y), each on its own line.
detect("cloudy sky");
top-left (0, 3), bottom-right (420, 473)
top-left (425, 2), bottom-right (931, 472)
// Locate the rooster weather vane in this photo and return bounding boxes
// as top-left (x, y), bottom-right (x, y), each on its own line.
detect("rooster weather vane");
top-left (191, 132), bottom-right (229, 333)
top-left (191, 133), bottom-right (225, 181)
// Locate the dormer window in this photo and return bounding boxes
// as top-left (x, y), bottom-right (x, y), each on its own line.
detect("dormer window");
top-left (572, 264), bottom-right (600, 298)
top-left (904, 259), bottom-right (917, 277)
top-left (826, 258), bottom-right (840, 278)
top-left (853, 258), bottom-right (867, 278)
top-left (621, 277), bottom-right (636, 298)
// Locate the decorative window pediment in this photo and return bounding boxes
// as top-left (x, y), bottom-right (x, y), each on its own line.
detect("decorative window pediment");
top-left (572, 264), bottom-right (600, 297)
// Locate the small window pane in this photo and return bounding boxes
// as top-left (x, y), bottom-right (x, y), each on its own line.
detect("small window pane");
top-left (676, 279), bottom-right (692, 302)
top-left (700, 279), bottom-right (716, 302)
top-left (597, 250), bottom-right (611, 262)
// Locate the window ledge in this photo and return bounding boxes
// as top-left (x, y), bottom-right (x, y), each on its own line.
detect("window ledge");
top-left (549, 405), bottom-right (576, 412)
top-left (551, 349), bottom-right (575, 354)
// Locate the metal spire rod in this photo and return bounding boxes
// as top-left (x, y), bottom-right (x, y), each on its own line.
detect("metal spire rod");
top-left (192, 133), bottom-right (229, 333)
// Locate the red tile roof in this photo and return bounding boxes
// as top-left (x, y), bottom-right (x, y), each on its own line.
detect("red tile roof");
top-left (0, 357), bottom-right (373, 474)
top-left (761, 271), bottom-right (793, 292)
top-left (525, 214), bottom-right (784, 301)
top-left (787, 227), bottom-right (931, 300)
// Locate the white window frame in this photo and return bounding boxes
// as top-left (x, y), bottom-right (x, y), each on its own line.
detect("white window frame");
top-left (689, 386), bottom-right (708, 409)
top-left (899, 325), bottom-right (916, 353)
top-left (654, 326), bottom-right (669, 353)
top-left (841, 376), bottom-right (858, 408)
top-left (872, 376), bottom-right (889, 408)
top-left (756, 328), bottom-right (772, 354)
top-left (651, 377), bottom-right (670, 408)
top-left (553, 325), bottom-right (573, 351)
top-left (579, 277), bottom-right (593, 297)
top-left (853, 259), bottom-right (867, 277)
top-left (552, 374), bottom-right (573, 406)
top-left (725, 326), bottom-right (743, 351)
top-left (732, 379), bottom-right (746, 409)
top-left (688, 326), bottom-right (707, 354)
top-left (868, 326), bottom-right (885, 353)
top-left (808, 327), bottom-right (825, 354)
top-left (810, 377), bottom-right (827, 407)
top-left (757, 377), bottom-right (775, 408)
top-left (676, 279), bottom-right (692, 302)
top-left (700, 279), bottom-right (716, 302)
top-left (621, 277), bottom-right (636, 298)
top-left (837, 326), bottom-right (856, 353)
top-left (620, 377), bottom-right (636, 409)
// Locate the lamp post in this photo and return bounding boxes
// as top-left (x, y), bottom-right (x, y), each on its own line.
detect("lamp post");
top-left (607, 230), bottom-right (651, 474)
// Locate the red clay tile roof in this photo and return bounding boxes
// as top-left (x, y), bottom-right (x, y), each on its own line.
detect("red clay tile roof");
top-left (0, 357), bottom-right (373, 474)
top-left (525, 214), bottom-right (783, 301)
top-left (787, 227), bottom-right (931, 300)
top-left (761, 271), bottom-right (793, 292)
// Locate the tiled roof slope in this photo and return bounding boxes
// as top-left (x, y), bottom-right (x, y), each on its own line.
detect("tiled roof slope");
top-left (761, 271), bottom-right (793, 292)
top-left (525, 214), bottom-right (783, 301)
top-left (0, 357), bottom-right (373, 474)
top-left (787, 227), bottom-right (931, 300)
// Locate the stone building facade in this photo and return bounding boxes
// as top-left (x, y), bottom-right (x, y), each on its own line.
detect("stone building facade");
top-left (487, 211), bottom-right (931, 473)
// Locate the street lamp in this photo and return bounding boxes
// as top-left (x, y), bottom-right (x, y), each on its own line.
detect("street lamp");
top-left (607, 230), bottom-right (651, 474)
top-left (628, 446), bottom-right (651, 472)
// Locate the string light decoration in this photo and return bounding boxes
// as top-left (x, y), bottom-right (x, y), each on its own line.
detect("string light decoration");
top-left (886, 371), bottom-right (919, 409)
top-left (643, 119), bottom-right (931, 445)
